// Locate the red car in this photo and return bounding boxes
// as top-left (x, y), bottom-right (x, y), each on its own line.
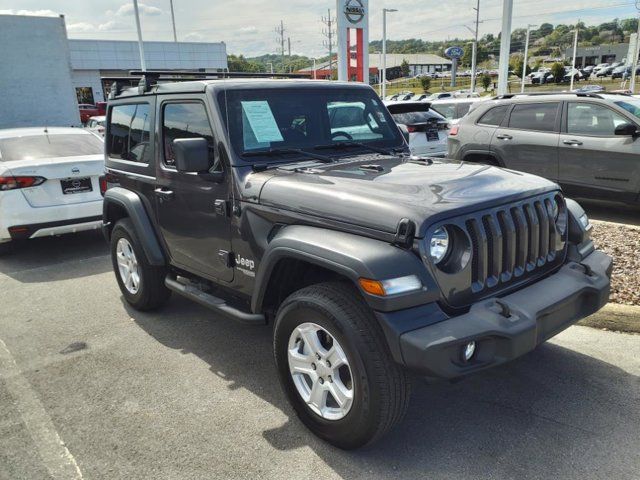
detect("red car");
top-left (79, 102), bottom-right (106, 124)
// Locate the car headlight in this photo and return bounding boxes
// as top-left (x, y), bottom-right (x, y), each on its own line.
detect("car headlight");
top-left (429, 227), bottom-right (450, 264)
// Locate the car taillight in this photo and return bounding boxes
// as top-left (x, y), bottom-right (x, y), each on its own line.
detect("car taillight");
top-left (449, 125), bottom-right (459, 136)
top-left (99, 172), bottom-right (119, 196)
top-left (0, 176), bottom-right (46, 191)
top-left (406, 125), bottom-right (417, 133)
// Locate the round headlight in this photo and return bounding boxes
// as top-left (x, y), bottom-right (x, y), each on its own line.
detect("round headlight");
top-left (429, 227), bottom-right (450, 264)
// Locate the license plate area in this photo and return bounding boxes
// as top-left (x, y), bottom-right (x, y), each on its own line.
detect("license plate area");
top-left (426, 128), bottom-right (439, 141)
top-left (61, 177), bottom-right (92, 195)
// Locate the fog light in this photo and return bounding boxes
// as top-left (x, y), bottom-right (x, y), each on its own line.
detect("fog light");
top-left (462, 341), bottom-right (476, 362)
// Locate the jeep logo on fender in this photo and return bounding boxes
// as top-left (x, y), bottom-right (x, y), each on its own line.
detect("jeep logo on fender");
top-left (235, 255), bottom-right (255, 277)
top-left (344, 0), bottom-right (365, 24)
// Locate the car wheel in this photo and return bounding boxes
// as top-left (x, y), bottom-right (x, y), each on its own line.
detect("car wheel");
top-left (110, 218), bottom-right (170, 311)
top-left (0, 241), bottom-right (14, 256)
top-left (273, 282), bottom-right (411, 449)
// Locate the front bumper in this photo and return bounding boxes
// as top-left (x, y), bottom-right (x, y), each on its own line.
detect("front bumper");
top-left (398, 249), bottom-right (612, 379)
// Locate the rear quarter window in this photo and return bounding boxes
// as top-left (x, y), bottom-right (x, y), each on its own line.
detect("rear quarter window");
top-left (477, 105), bottom-right (509, 126)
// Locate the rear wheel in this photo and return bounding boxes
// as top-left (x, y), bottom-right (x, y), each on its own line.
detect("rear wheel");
top-left (110, 218), bottom-right (170, 311)
top-left (274, 282), bottom-right (411, 449)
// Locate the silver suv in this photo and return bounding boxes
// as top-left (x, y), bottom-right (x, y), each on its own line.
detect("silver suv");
top-left (448, 93), bottom-right (640, 204)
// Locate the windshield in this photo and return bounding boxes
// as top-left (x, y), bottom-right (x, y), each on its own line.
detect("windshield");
top-left (0, 133), bottom-right (103, 161)
top-left (615, 99), bottom-right (640, 120)
top-left (219, 88), bottom-right (402, 157)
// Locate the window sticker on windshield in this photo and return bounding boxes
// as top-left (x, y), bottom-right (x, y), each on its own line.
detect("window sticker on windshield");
top-left (241, 101), bottom-right (284, 144)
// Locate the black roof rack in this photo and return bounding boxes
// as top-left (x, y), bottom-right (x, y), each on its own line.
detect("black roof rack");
top-left (104, 70), bottom-right (312, 99)
top-left (493, 90), bottom-right (632, 101)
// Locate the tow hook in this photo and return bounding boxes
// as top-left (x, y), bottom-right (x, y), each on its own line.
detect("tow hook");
top-left (494, 300), bottom-right (512, 318)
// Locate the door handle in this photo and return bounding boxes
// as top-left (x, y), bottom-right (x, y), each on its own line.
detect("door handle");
top-left (154, 187), bottom-right (174, 200)
top-left (563, 139), bottom-right (583, 146)
top-left (496, 134), bottom-right (513, 140)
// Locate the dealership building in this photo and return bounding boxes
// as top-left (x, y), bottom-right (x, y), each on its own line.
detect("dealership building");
top-left (563, 43), bottom-right (631, 67)
top-left (0, 13), bottom-right (228, 128)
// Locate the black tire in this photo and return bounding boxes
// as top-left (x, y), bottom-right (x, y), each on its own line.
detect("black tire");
top-left (110, 218), bottom-right (170, 311)
top-left (0, 241), bottom-right (14, 256)
top-left (273, 282), bottom-right (410, 449)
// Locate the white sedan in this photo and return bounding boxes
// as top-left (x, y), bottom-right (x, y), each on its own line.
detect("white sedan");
top-left (0, 127), bottom-right (105, 253)
top-left (384, 101), bottom-right (450, 157)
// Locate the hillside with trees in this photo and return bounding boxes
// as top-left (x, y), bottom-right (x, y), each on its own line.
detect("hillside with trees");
top-left (228, 18), bottom-right (639, 72)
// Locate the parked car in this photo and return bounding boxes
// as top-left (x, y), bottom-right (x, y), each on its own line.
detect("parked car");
top-left (531, 71), bottom-right (555, 84)
top-left (573, 84), bottom-right (605, 93)
top-left (86, 115), bottom-right (106, 136)
top-left (595, 66), bottom-right (615, 77)
top-left (611, 65), bottom-right (628, 79)
top-left (582, 65), bottom-right (595, 75)
top-left (562, 67), bottom-right (583, 83)
top-left (79, 101), bottom-right (107, 124)
top-left (384, 100), bottom-right (449, 156)
top-left (448, 92), bottom-right (640, 204)
top-left (592, 63), bottom-right (610, 74)
top-left (102, 74), bottom-right (611, 449)
top-left (430, 97), bottom-right (486, 123)
top-left (426, 92), bottom-right (453, 100)
top-left (0, 127), bottom-right (105, 253)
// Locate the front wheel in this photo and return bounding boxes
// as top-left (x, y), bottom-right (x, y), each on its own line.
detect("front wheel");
top-left (273, 282), bottom-right (411, 449)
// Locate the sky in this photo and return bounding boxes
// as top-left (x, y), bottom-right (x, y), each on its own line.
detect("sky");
top-left (1, 0), bottom-right (638, 57)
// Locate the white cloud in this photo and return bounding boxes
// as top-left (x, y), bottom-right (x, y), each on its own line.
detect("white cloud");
top-left (184, 32), bottom-right (205, 41)
top-left (67, 22), bottom-right (95, 32)
top-left (114, 3), bottom-right (162, 17)
top-left (0, 9), bottom-right (58, 16)
top-left (98, 19), bottom-right (122, 31)
top-left (239, 25), bottom-right (258, 34)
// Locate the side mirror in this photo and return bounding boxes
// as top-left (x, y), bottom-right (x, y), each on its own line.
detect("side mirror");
top-left (614, 123), bottom-right (639, 137)
top-left (173, 137), bottom-right (210, 172)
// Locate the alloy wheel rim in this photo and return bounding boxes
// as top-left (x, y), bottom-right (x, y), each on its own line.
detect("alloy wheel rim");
top-left (116, 238), bottom-right (140, 294)
top-left (287, 322), bottom-right (354, 420)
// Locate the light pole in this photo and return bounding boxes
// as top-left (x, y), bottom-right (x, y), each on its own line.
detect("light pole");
top-left (521, 24), bottom-right (537, 93)
top-left (470, 0), bottom-right (480, 93)
top-left (382, 8), bottom-right (398, 99)
top-left (169, 0), bottom-right (177, 42)
top-left (267, 62), bottom-right (274, 74)
top-left (631, 2), bottom-right (640, 93)
top-left (132, 0), bottom-right (146, 71)
top-left (497, 0), bottom-right (513, 95)
top-left (569, 27), bottom-right (579, 91)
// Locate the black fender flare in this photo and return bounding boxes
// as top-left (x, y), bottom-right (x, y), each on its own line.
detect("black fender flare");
top-left (102, 187), bottom-right (166, 266)
top-left (251, 225), bottom-right (439, 314)
top-left (462, 149), bottom-right (504, 167)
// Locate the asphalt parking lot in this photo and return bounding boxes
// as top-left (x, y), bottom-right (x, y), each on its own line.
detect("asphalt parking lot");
top-left (1, 232), bottom-right (639, 480)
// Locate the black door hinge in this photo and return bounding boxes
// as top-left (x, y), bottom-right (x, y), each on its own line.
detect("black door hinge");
top-left (218, 250), bottom-right (233, 268)
top-left (214, 199), bottom-right (228, 216)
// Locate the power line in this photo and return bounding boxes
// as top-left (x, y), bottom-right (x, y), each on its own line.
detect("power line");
top-left (321, 9), bottom-right (336, 76)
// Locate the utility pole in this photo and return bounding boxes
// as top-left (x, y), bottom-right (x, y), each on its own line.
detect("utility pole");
top-left (169, 0), bottom-right (177, 42)
top-left (382, 8), bottom-right (398, 99)
top-left (321, 9), bottom-right (336, 79)
top-left (132, 0), bottom-right (146, 71)
top-left (521, 24), bottom-right (537, 92)
top-left (275, 21), bottom-right (285, 73)
top-left (471, 0), bottom-right (480, 93)
top-left (497, 0), bottom-right (513, 95)
top-left (631, 4), bottom-right (640, 93)
top-left (569, 27), bottom-right (579, 91)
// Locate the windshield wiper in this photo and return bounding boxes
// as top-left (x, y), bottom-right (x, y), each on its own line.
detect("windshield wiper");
top-left (313, 141), bottom-right (394, 156)
top-left (242, 147), bottom-right (334, 163)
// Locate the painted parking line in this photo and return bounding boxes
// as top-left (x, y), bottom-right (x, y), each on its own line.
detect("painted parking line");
top-left (0, 338), bottom-right (84, 480)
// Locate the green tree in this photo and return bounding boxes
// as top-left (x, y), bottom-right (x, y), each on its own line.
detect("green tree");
top-left (512, 56), bottom-right (531, 78)
top-left (538, 23), bottom-right (554, 36)
top-left (400, 59), bottom-right (410, 77)
top-left (481, 73), bottom-right (492, 92)
top-left (227, 54), bottom-right (262, 72)
top-left (419, 76), bottom-right (431, 92)
top-left (550, 62), bottom-right (565, 83)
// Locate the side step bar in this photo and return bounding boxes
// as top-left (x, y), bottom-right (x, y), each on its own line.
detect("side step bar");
top-left (165, 276), bottom-right (266, 325)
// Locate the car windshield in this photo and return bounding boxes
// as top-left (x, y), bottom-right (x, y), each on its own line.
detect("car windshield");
top-left (615, 99), bottom-right (640, 120)
top-left (220, 88), bottom-right (402, 158)
top-left (0, 133), bottom-right (103, 161)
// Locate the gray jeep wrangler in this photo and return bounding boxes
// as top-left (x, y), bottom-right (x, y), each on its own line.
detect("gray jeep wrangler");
top-left (101, 72), bottom-right (612, 449)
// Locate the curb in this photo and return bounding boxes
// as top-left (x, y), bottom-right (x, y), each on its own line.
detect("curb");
top-left (578, 303), bottom-right (640, 334)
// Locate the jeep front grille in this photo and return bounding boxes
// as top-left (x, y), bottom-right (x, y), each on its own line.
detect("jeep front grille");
top-left (427, 192), bottom-right (567, 307)
top-left (465, 196), bottom-right (564, 293)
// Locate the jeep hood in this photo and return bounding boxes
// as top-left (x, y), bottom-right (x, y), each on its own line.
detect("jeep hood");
top-left (253, 157), bottom-right (559, 238)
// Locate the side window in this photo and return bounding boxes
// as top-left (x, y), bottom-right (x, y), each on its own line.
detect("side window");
top-left (162, 102), bottom-right (217, 170)
top-left (433, 103), bottom-right (455, 120)
top-left (508, 103), bottom-right (558, 132)
top-left (457, 103), bottom-right (472, 118)
top-left (567, 102), bottom-right (629, 136)
top-left (107, 103), bottom-right (151, 163)
top-left (477, 105), bottom-right (509, 126)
